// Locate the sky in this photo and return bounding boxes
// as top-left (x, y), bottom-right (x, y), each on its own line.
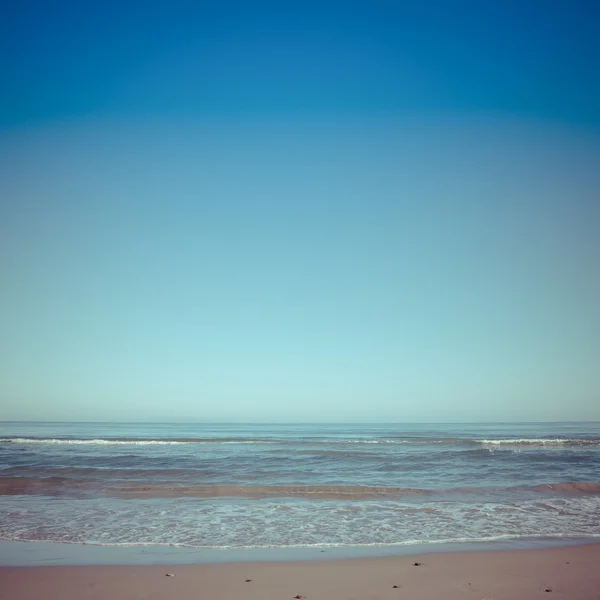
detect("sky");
top-left (1, 1), bottom-right (599, 422)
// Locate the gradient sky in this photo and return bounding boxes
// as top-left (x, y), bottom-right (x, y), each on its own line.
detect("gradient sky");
top-left (1, 1), bottom-right (599, 422)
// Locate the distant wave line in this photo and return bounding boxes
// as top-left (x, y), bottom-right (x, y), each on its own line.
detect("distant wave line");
top-left (2, 436), bottom-right (599, 446)
top-left (0, 437), bottom-right (275, 445)
top-left (477, 438), bottom-right (600, 446)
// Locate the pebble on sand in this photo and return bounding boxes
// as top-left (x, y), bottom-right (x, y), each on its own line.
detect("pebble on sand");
top-left (165, 573), bottom-right (175, 577)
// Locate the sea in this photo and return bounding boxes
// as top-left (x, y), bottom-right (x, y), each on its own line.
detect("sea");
top-left (1, 422), bottom-right (599, 559)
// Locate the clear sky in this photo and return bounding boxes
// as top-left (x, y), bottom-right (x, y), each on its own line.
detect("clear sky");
top-left (1, 1), bottom-right (599, 422)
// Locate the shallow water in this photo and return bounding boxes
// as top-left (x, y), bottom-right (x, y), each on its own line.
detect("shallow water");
top-left (1, 422), bottom-right (599, 549)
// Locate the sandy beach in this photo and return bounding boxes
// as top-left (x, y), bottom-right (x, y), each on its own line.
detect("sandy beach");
top-left (1, 543), bottom-right (599, 600)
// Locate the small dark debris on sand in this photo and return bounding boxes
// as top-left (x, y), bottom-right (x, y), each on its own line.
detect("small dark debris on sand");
top-left (293, 595), bottom-right (305, 599)
top-left (245, 579), bottom-right (252, 582)
top-left (545, 588), bottom-right (552, 593)
top-left (413, 562), bottom-right (423, 566)
top-left (392, 584), bottom-right (400, 588)
top-left (165, 573), bottom-right (175, 577)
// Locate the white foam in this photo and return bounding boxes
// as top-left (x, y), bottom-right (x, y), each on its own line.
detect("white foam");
top-left (0, 438), bottom-right (270, 445)
top-left (478, 438), bottom-right (600, 446)
top-left (3, 532), bottom-right (600, 550)
top-left (1, 494), bottom-right (599, 550)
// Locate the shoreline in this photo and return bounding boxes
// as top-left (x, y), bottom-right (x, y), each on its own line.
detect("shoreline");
top-left (1, 535), bottom-right (599, 567)
top-left (1, 543), bottom-right (599, 600)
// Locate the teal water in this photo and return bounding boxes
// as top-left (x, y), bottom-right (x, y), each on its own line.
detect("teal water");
top-left (1, 422), bottom-right (599, 550)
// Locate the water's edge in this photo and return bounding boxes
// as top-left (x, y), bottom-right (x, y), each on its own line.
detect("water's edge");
top-left (1, 537), bottom-right (598, 567)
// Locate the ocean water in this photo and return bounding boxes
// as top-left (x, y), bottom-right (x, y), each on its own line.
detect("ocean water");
top-left (1, 422), bottom-right (599, 551)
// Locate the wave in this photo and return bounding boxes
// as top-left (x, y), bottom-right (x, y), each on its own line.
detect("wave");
top-left (2, 435), bottom-right (599, 447)
top-left (0, 436), bottom-right (445, 445)
top-left (477, 438), bottom-right (600, 446)
top-left (2, 477), bottom-right (599, 498)
top-left (376, 437), bottom-right (600, 447)
top-left (3, 533), bottom-right (600, 550)
top-left (0, 437), bottom-right (274, 445)
top-left (340, 437), bottom-right (600, 447)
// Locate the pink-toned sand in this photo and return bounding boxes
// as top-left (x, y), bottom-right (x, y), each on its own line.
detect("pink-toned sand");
top-left (1, 544), bottom-right (599, 600)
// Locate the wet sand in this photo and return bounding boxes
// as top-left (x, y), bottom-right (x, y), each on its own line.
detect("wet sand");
top-left (1, 543), bottom-right (598, 600)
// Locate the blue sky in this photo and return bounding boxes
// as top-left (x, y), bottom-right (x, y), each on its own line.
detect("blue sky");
top-left (1, 1), bottom-right (599, 422)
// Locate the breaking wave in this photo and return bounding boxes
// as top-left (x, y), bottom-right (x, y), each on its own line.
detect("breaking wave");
top-left (0, 437), bottom-right (273, 445)
top-left (2, 494), bottom-right (600, 549)
top-left (477, 438), bottom-right (600, 446)
top-left (2, 436), bottom-right (599, 447)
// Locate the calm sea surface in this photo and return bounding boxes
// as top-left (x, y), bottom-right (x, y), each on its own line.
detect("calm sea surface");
top-left (1, 422), bottom-right (599, 550)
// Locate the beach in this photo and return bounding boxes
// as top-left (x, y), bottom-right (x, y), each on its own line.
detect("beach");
top-left (2, 543), bottom-right (599, 600)
top-left (2, 422), bottom-right (600, 598)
